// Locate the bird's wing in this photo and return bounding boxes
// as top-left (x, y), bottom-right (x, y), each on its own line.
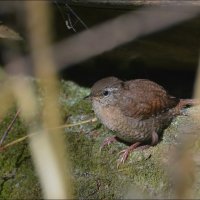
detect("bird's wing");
top-left (119, 79), bottom-right (179, 119)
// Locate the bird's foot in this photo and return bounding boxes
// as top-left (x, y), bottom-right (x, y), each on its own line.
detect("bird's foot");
top-left (100, 136), bottom-right (117, 152)
top-left (117, 142), bottom-right (141, 168)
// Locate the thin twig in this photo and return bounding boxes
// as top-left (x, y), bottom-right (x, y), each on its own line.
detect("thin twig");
top-left (0, 134), bottom-right (32, 151)
top-left (0, 117), bottom-right (97, 151)
top-left (65, 2), bottom-right (88, 30)
top-left (0, 109), bottom-right (20, 146)
top-left (54, 1), bottom-right (88, 32)
top-left (52, 117), bottom-right (97, 129)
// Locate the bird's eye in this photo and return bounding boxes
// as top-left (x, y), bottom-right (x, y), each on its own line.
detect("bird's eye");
top-left (103, 90), bottom-right (109, 97)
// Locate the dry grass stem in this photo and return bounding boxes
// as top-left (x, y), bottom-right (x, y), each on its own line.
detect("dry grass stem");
top-left (24, 2), bottom-right (73, 199)
top-left (0, 109), bottom-right (20, 146)
top-left (0, 117), bottom-right (97, 151)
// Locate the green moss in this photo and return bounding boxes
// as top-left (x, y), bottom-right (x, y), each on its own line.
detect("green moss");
top-left (0, 80), bottom-right (200, 199)
top-left (0, 108), bottom-right (42, 199)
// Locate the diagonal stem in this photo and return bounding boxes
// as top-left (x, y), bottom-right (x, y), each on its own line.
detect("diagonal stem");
top-left (0, 117), bottom-right (97, 151)
top-left (0, 109), bottom-right (20, 146)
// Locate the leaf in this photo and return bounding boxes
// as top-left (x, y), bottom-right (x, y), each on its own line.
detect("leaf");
top-left (0, 24), bottom-right (22, 40)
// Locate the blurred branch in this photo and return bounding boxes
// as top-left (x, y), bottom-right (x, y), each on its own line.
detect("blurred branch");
top-left (54, 5), bottom-right (200, 69)
top-left (24, 2), bottom-right (73, 199)
top-left (194, 56), bottom-right (200, 98)
top-left (66, 0), bottom-right (200, 7)
top-left (5, 6), bottom-right (200, 76)
top-left (170, 55), bottom-right (200, 198)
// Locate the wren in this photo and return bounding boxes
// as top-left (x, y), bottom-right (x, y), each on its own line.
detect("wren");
top-left (88, 77), bottom-right (198, 165)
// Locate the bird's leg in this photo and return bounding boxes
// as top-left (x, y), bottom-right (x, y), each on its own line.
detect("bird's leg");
top-left (117, 142), bottom-right (141, 167)
top-left (100, 136), bottom-right (117, 151)
top-left (116, 132), bottom-right (158, 167)
top-left (151, 131), bottom-right (159, 146)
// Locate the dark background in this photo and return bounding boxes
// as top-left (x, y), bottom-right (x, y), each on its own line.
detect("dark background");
top-left (1, 2), bottom-right (200, 98)
top-left (55, 3), bottom-right (199, 98)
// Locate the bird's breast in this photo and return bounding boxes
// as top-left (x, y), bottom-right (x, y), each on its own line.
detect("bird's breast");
top-left (92, 100), bottom-right (123, 131)
top-left (92, 100), bottom-right (151, 143)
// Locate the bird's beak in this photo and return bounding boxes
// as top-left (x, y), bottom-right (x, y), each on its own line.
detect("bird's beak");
top-left (83, 94), bottom-right (91, 100)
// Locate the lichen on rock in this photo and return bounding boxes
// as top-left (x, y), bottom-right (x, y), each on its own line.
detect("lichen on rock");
top-left (0, 80), bottom-right (200, 199)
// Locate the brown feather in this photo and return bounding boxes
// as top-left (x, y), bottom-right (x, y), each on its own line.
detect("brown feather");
top-left (119, 79), bottom-right (179, 119)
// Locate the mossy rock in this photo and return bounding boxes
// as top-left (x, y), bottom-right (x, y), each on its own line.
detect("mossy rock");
top-left (0, 80), bottom-right (200, 199)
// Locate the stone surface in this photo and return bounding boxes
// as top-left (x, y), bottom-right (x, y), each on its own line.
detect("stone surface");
top-left (0, 80), bottom-right (200, 199)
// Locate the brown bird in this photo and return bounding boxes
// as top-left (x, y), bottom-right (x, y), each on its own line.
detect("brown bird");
top-left (88, 77), bottom-right (197, 165)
